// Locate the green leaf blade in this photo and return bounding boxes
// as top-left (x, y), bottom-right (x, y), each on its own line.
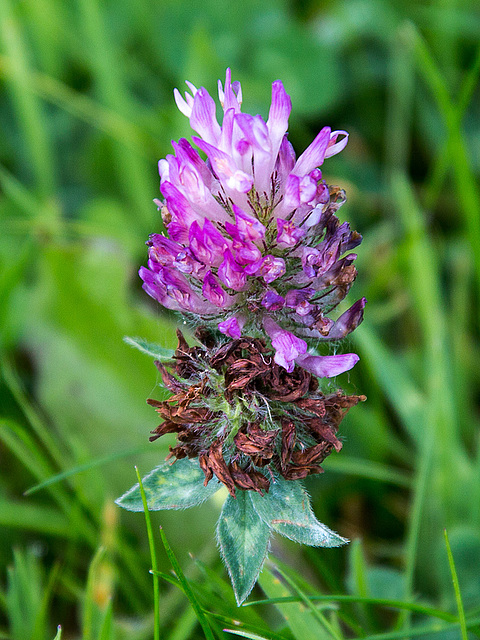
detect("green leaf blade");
top-left (115, 457), bottom-right (221, 511)
top-left (250, 477), bottom-right (348, 547)
top-left (123, 336), bottom-right (175, 361)
top-left (217, 491), bottom-right (271, 605)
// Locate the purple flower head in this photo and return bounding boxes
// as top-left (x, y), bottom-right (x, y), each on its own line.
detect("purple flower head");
top-left (140, 69), bottom-right (364, 373)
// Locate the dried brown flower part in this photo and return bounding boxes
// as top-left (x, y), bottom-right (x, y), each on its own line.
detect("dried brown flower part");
top-left (146, 329), bottom-right (365, 495)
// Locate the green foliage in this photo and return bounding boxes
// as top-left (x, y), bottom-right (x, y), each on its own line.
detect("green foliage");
top-left (116, 458), bottom-right (222, 511)
top-left (250, 477), bottom-right (348, 547)
top-left (1, 0), bottom-right (480, 637)
top-left (118, 462), bottom-right (350, 604)
top-left (217, 492), bottom-right (271, 605)
top-left (123, 337), bottom-right (175, 362)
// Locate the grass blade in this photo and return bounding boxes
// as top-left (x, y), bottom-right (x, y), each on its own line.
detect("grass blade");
top-left (158, 525), bottom-right (215, 640)
top-left (244, 594), bottom-right (457, 623)
top-left (0, 0), bottom-right (56, 201)
top-left (223, 631), bottom-right (272, 640)
top-left (205, 611), bottom-right (288, 640)
top-left (135, 466), bottom-right (160, 640)
top-left (359, 615), bottom-right (480, 640)
top-left (324, 457), bottom-right (411, 488)
top-left (82, 547), bottom-right (106, 640)
top-left (444, 529), bottom-right (468, 640)
top-left (410, 26), bottom-right (480, 303)
top-left (275, 566), bottom-right (343, 640)
top-left (97, 598), bottom-right (113, 640)
top-left (424, 44), bottom-right (480, 210)
top-left (150, 569), bottom-right (182, 589)
top-left (258, 563), bottom-right (337, 640)
top-left (24, 445), bottom-right (151, 495)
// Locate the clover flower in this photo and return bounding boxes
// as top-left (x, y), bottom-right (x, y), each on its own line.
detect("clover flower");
top-left (118, 70), bottom-right (366, 605)
top-left (140, 69), bottom-right (365, 377)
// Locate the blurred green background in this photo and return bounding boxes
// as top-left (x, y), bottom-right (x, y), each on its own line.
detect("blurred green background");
top-left (1, 0), bottom-right (480, 638)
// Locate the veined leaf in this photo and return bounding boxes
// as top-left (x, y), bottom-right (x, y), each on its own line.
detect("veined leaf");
top-left (115, 457), bottom-right (221, 511)
top-left (250, 477), bottom-right (348, 547)
top-left (217, 491), bottom-right (271, 605)
top-left (123, 336), bottom-right (175, 361)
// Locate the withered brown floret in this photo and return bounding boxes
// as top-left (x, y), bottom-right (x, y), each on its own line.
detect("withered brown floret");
top-left (146, 329), bottom-right (365, 496)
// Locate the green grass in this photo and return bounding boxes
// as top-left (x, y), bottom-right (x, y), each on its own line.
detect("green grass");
top-left (1, 0), bottom-right (480, 638)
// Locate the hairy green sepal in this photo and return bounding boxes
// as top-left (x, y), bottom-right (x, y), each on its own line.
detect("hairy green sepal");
top-left (216, 491), bottom-right (271, 605)
top-left (115, 457), bottom-right (221, 511)
top-left (250, 476), bottom-right (348, 547)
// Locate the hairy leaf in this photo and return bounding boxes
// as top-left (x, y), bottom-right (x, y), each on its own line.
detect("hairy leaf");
top-left (250, 477), bottom-right (348, 547)
top-left (123, 336), bottom-right (175, 361)
top-left (115, 457), bottom-right (221, 511)
top-left (217, 491), bottom-right (271, 605)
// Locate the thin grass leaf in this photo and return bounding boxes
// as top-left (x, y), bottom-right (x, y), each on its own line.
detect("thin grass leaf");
top-left (158, 526), bottom-right (215, 640)
top-left (348, 539), bottom-right (377, 633)
top-left (244, 594), bottom-right (457, 623)
top-left (24, 445), bottom-right (151, 496)
top-left (0, 0), bottom-right (56, 201)
top-left (82, 547), bottom-right (106, 640)
top-left (31, 562), bottom-right (60, 640)
top-left (444, 529), bottom-right (468, 640)
top-left (353, 323), bottom-right (425, 443)
top-left (6, 548), bottom-right (45, 640)
top-left (168, 605), bottom-right (198, 640)
top-left (97, 599), bottom-right (113, 640)
top-left (0, 235), bottom-right (34, 348)
top-left (424, 43), bottom-right (480, 210)
top-left (391, 172), bottom-right (466, 628)
top-left (275, 566), bottom-right (343, 640)
top-left (76, 0), bottom-right (154, 227)
top-left (409, 26), bottom-right (480, 302)
top-left (135, 467), bottom-right (160, 640)
top-left (3, 380), bottom-right (151, 606)
top-left (3, 419), bottom-right (150, 609)
top-left (53, 626), bottom-right (62, 640)
top-left (358, 614), bottom-right (480, 640)
top-left (384, 22), bottom-right (415, 177)
top-left (325, 457), bottom-right (412, 488)
top-left (258, 564), bottom-right (335, 640)
top-left (205, 611), bottom-right (288, 640)
top-left (0, 165), bottom-right (37, 232)
top-left (0, 499), bottom-right (72, 538)
top-left (0, 54), bottom-right (155, 153)
top-left (223, 631), bottom-right (272, 640)
top-left (0, 357), bottom-right (67, 473)
top-left (0, 419), bottom-right (94, 541)
top-left (150, 569), bottom-right (182, 590)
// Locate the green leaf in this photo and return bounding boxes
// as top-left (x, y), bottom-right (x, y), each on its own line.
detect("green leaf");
top-left (115, 457), bottom-right (221, 511)
top-left (223, 631), bottom-right (272, 640)
top-left (134, 467), bottom-right (160, 640)
top-left (123, 336), bottom-right (175, 361)
top-left (258, 564), bottom-right (334, 640)
top-left (444, 529), bottom-right (468, 640)
top-left (216, 491), bottom-right (271, 605)
top-left (250, 477), bottom-right (348, 547)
